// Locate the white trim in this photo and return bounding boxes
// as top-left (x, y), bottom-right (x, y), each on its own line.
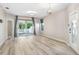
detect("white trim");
top-left (40, 34), bottom-right (79, 54)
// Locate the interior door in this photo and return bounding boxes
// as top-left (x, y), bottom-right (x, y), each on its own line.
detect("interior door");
top-left (7, 21), bottom-right (12, 39)
top-left (69, 11), bottom-right (78, 44)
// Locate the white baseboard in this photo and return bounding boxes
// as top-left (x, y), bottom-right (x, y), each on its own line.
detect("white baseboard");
top-left (67, 43), bottom-right (79, 54)
top-left (40, 34), bottom-right (79, 54)
top-left (41, 34), bottom-right (67, 43)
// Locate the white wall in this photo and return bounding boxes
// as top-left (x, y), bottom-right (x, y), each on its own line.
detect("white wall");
top-left (42, 4), bottom-right (79, 54)
top-left (42, 9), bottom-right (69, 43)
top-left (0, 6), bottom-right (15, 46)
top-left (0, 7), bottom-right (6, 46)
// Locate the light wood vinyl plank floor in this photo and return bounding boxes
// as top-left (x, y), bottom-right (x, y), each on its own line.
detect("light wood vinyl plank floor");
top-left (0, 35), bottom-right (77, 55)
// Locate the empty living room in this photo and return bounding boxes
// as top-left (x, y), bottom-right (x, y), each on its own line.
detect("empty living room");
top-left (0, 1), bottom-right (79, 58)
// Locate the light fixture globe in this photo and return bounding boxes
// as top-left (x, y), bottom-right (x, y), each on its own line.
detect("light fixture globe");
top-left (48, 9), bottom-right (52, 14)
top-left (26, 11), bottom-right (37, 14)
top-left (47, 3), bottom-right (53, 14)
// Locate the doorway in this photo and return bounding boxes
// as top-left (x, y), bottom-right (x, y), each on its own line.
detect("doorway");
top-left (7, 21), bottom-right (13, 39)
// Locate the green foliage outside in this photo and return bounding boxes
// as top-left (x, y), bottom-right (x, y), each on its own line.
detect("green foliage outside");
top-left (19, 22), bottom-right (32, 30)
top-left (19, 23), bottom-right (25, 29)
top-left (26, 23), bottom-right (32, 29)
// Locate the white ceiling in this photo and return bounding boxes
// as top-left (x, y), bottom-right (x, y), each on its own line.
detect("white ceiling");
top-left (0, 3), bottom-right (69, 18)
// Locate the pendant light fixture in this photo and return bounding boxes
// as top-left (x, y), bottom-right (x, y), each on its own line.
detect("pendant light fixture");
top-left (48, 3), bottom-right (52, 14)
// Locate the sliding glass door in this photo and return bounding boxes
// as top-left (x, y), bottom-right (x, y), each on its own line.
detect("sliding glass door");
top-left (17, 20), bottom-right (34, 36)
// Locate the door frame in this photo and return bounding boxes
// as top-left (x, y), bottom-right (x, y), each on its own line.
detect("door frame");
top-left (7, 20), bottom-right (13, 39)
top-left (68, 10), bottom-right (79, 45)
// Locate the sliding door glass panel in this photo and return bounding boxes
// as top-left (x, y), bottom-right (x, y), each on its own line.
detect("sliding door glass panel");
top-left (17, 20), bottom-right (34, 36)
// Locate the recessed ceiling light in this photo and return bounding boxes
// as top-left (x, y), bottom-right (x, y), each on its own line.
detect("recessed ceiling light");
top-left (29, 13), bottom-right (35, 16)
top-left (26, 11), bottom-right (37, 14)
